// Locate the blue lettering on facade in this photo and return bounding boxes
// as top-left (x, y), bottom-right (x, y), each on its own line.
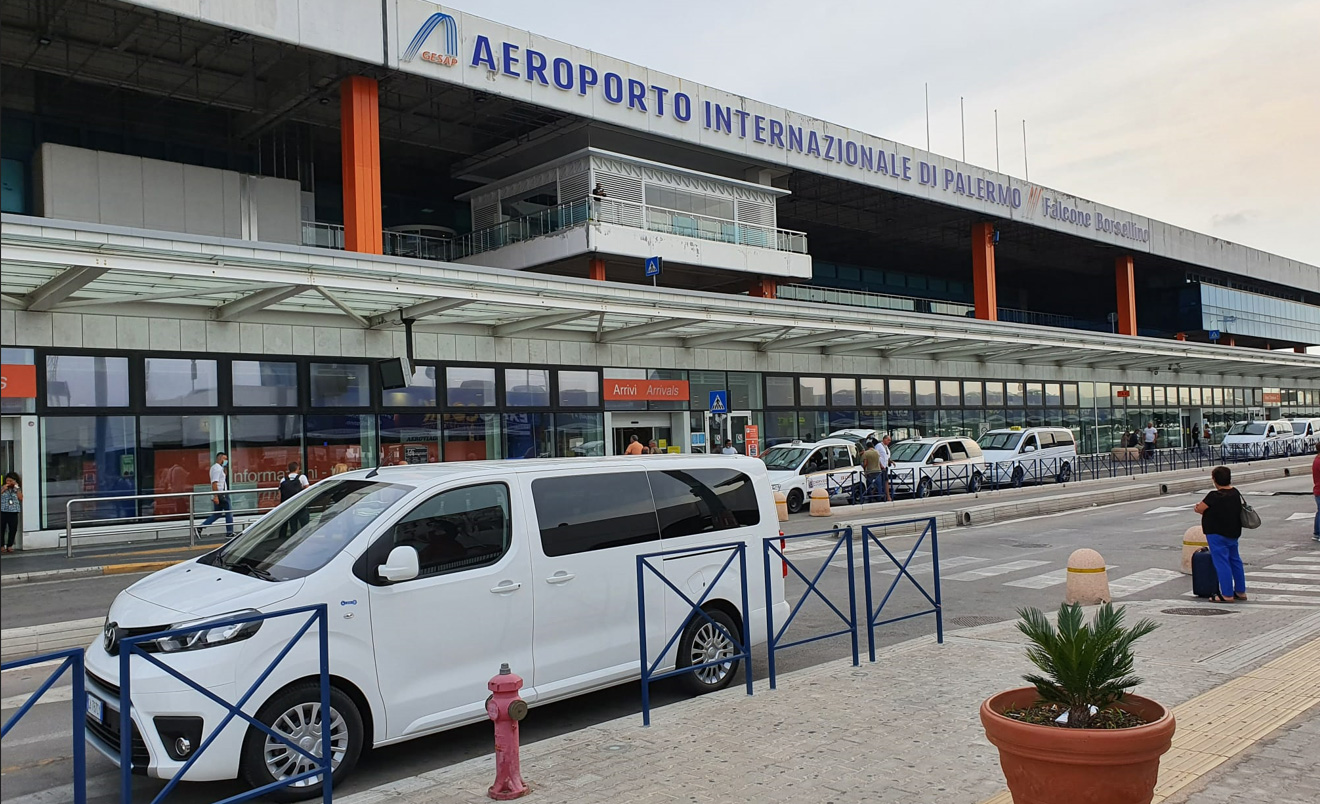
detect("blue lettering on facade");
top-left (578, 64), bottom-right (598, 96)
top-left (501, 41), bottom-right (520, 77)
top-left (651, 85), bottom-right (668, 116)
top-left (714, 104), bottom-right (732, 134)
top-left (604, 72), bottom-right (624, 104)
top-left (525, 49), bottom-right (548, 86)
top-left (787, 126), bottom-right (804, 153)
top-left (822, 134), bottom-right (836, 162)
top-left (806, 130), bottom-right (821, 157)
top-left (552, 57), bottom-right (573, 90)
top-left (754, 115), bottom-right (767, 143)
top-left (471, 35), bottom-right (497, 71)
top-left (627, 78), bottom-right (647, 111)
top-left (769, 119), bottom-right (784, 148)
top-left (674, 92), bottom-right (692, 121)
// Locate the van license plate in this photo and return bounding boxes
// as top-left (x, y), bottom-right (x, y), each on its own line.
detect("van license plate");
top-left (86, 694), bottom-right (104, 723)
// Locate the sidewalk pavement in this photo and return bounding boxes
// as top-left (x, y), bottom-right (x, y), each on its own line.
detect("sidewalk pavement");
top-left (338, 602), bottom-right (1320, 804)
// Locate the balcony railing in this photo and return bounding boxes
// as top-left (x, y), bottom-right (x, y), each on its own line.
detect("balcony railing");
top-left (301, 197), bottom-right (809, 264)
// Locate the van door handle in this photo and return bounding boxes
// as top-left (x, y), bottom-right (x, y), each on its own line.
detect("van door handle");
top-left (489, 581), bottom-right (522, 594)
top-left (545, 572), bottom-right (576, 585)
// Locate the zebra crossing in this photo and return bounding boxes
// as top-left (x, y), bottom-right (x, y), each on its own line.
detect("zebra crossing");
top-left (779, 540), bottom-right (1320, 604)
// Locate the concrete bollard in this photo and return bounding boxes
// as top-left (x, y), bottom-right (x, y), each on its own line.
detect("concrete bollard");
top-left (1180, 526), bottom-right (1207, 575)
top-left (1065, 548), bottom-right (1111, 605)
top-left (808, 486), bottom-right (831, 517)
top-left (774, 491), bottom-right (789, 522)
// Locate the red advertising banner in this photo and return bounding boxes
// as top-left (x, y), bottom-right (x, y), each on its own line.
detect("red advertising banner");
top-left (744, 424), bottom-right (760, 458)
top-left (1, 364), bottom-right (37, 398)
top-left (603, 379), bottom-right (689, 401)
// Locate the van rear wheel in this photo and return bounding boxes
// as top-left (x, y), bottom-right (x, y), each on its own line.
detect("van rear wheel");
top-left (1057, 463), bottom-right (1072, 483)
top-left (240, 683), bottom-right (363, 802)
top-left (677, 609), bottom-right (740, 695)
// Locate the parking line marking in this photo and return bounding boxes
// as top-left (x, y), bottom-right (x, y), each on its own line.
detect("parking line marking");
top-left (1246, 572), bottom-right (1320, 581)
top-left (878, 555), bottom-right (989, 575)
top-left (1004, 568), bottom-right (1072, 589)
top-left (1243, 581), bottom-right (1320, 593)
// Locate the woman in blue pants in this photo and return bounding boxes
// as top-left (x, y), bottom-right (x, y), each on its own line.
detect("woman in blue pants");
top-left (1193, 465), bottom-right (1246, 602)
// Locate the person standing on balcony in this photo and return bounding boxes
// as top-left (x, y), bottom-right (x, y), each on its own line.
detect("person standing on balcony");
top-left (197, 452), bottom-right (234, 539)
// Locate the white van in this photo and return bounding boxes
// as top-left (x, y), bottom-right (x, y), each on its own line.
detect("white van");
top-left (977, 427), bottom-right (1079, 486)
top-left (886, 436), bottom-right (987, 497)
top-left (1221, 420), bottom-right (1294, 458)
top-left (825, 428), bottom-right (882, 446)
top-left (84, 457), bottom-right (787, 798)
top-left (1287, 418), bottom-right (1320, 453)
top-left (759, 439), bottom-right (863, 513)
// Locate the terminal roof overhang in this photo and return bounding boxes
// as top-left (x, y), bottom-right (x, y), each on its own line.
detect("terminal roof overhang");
top-left (4, 216), bottom-right (1317, 382)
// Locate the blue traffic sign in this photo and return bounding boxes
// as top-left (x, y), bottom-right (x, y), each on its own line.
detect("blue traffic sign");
top-left (645, 256), bottom-right (662, 277)
top-left (709, 390), bottom-right (728, 413)
top-left (1208, 330), bottom-right (1220, 341)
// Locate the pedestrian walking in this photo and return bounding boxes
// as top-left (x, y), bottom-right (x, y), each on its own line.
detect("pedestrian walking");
top-left (1143, 421), bottom-right (1158, 459)
top-left (648, 440), bottom-right (659, 455)
top-left (721, 439), bottom-right (737, 455)
top-left (624, 435), bottom-right (644, 455)
top-left (859, 440), bottom-right (883, 502)
top-left (1192, 465), bottom-right (1247, 603)
top-left (877, 435), bottom-right (893, 501)
top-left (1312, 452), bottom-right (1319, 543)
top-left (198, 452), bottom-right (234, 538)
top-left (1, 472), bottom-right (22, 553)
top-left (1190, 425), bottom-right (1200, 450)
top-left (279, 462), bottom-right (309, 503)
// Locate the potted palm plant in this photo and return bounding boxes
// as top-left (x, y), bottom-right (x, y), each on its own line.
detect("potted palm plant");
top-left (979, 603), bottom-right (1175, 804)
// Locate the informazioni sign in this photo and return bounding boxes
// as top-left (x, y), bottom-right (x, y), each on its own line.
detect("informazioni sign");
top-left (392, 1), bottom-right (1153, 248)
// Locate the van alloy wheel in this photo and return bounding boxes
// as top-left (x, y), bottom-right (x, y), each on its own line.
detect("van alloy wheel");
top-left (1057, 463), bottom-right (1072, 483)
top-left (264, 702), bottom-right (348, 786)
top-left (677, 609), bottom-right (740, 694)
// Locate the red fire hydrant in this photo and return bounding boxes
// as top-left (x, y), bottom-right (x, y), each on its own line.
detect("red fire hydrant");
top-left (486, 663), bottom-right (529, 800)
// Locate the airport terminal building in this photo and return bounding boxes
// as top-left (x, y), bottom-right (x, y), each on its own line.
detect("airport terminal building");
top-left (2, 0), bottom-right (1318, 548)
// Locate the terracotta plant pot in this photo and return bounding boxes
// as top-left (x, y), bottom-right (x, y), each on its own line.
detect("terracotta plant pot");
top-left (980, 687), bottom-right (1175, 804)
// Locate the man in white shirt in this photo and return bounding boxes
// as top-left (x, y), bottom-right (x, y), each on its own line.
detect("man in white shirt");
top-left (1142, 422), bottom-right (1158, 460)
top-left (721, 439), bottom-right (738, 455)
top-left (198, 452), bottom-right (234, 537)
top-left (877, 435), bottom-right (893, 501)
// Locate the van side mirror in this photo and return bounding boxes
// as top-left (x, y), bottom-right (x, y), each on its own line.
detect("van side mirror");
top-left (378, 545), bottom-right (420, 584)
top-left (1023, 445), bottom-right (1037, 453)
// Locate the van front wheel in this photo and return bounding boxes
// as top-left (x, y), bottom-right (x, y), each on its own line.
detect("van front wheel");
top-left (677, 609), bottom-right (741, 695)
top-left (240, 683), bottom-right (364, 802)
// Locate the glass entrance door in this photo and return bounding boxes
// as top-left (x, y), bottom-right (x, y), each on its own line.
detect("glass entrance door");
top-left (704, 411), bottom-right (751, 454)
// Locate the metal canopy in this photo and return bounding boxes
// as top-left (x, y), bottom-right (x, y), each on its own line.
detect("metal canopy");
top-left (3, 216), bottom-right (1317, 382)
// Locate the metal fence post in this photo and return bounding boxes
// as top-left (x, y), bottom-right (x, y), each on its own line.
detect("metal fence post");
top-left (319, 605), bottom-right (332, 804)
top-left (930, 520), bottom-right (944, 644)
top-left (72, 653), bottom-right (87, 804)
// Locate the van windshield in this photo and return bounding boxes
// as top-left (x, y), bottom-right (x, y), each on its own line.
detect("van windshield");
top-left (978, 432), bottom-right (1023, 451)
top-left (1226, 422), bottom-right (1266, 436)
top-left (761, 447), bottom-right (808, 471)
top-left (1292, 422), bottom-right (1308, 435)
top-left (888, 442), bottom-right (933, 463)
top-left (201, 479), bottom-right (413, 582)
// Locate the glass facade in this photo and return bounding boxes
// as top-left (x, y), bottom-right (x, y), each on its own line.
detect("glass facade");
top-left (25, 348), bottom-right (1319, 529)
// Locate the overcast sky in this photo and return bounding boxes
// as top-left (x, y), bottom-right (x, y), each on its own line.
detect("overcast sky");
top-left (476, 0), bottom-right (1319, 265)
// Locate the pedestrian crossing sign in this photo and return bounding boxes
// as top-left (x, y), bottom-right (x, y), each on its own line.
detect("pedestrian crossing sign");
top-left (709, 390), bottom-right (728, 413)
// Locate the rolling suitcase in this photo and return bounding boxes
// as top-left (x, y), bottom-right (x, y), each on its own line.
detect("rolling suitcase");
top-left (1192, 548), bottom-right (1219, 598)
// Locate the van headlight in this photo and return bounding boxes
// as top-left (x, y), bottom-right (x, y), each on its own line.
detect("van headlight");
top-left (147, 610), bottom-right (263, 654)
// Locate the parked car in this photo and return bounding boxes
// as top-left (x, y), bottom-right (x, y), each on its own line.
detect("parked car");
top-left (977, 427), bottom-right (1078, 486)
top-left (886, 436), bottom-right (987, 497)
top-left (760, 438), bottom-right (864, 513)
top-left (1287, 418), bottom-right (1320, 453)
top-left (85, 457), bottom-right (787, 798)
top-left (1221, 420), bottom-right (1294, 459)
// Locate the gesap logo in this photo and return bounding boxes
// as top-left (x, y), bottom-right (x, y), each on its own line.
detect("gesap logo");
top-left (402, 10), bottom-right (459, 66)
top-left (1024, 186), bottom-right (1043, 216)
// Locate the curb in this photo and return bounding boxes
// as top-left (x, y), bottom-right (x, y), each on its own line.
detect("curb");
top-left (0, 559), bottom-right (185, 587)
top-left (1, 617), bottom-right (103, 663)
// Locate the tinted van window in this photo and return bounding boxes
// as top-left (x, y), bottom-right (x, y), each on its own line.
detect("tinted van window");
top-left (649, 469), bottom-right (761, 539)
top-left (533, 472), bottom-right (660, 556)
top-left (369, 483), bottom-right (510, 581)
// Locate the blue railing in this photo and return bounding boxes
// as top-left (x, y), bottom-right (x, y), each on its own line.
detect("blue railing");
top-left (862, 517), bottom-right (943, 661)
top-left (2, 648), bottom-right (88, 804)
top-left (116, 605), bottom-right (332, 804)
top-left (762, 527), bottom-right (858, 689)
top-left (635, 542), bottom-right (753, 726)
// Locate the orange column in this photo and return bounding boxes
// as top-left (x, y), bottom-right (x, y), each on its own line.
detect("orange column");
top-left (341, 76), bottom-right (382, 254)
top-left (1114, 255), bottom-right (1137, 336)
top-left (1298, 346), bottom-right (1309, 354)
top-left (971, 222), bottom-right (997, 321)
top-left (749, 277), bottom-right (778, 298)
top-left (589, 257), bottom-right (606, 281)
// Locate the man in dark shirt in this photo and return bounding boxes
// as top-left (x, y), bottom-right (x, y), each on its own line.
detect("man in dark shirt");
top-left (1193, 465), bottom-right (1246, 602)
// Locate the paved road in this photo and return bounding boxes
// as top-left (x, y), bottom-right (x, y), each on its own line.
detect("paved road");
top-left (2, 474), bottom-right (1316, 804)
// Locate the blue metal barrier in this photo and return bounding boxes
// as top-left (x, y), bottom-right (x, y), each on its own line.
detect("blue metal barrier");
top-left (861, 517), bottom-right (943, 661)
top-left (117, 604), bottom-right (331, 804)
top-left (763, 527), bottom-right (857, 690)
top-left (636, 542), bottom-right (752, 726)
top-left (2, 648), bottom-right (87, 804)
